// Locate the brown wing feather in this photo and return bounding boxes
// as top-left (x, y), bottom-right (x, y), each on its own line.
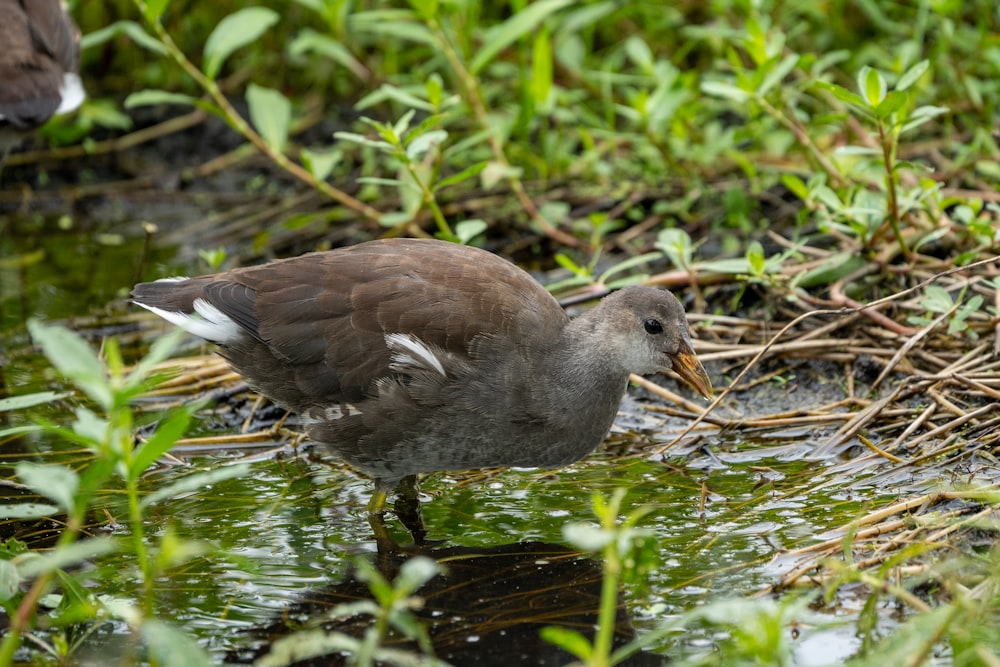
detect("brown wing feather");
top-left (146, 239), bottom-right (568, 407)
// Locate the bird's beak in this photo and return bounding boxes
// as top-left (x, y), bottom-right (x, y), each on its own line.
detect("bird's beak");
top-left (668, 338), bottom-right (713, 399)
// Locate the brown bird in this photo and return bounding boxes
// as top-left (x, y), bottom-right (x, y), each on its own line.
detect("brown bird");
top-left (0, 0), bottom-right (84, 156)
top-left (132, 239), bottom-right (713, 513)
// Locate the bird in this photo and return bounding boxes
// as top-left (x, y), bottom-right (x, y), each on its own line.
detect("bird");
top-left (0, 0), bottom-right (85, 158)
top-left (131, 238), bottom-right (713, 514)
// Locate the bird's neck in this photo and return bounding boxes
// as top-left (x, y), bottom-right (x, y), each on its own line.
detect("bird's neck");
top-left (535, 311), bottom-right (632, 431)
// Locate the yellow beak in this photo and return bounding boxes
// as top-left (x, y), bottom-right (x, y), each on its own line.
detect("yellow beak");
top-left (669, 338), bottom-right (713, 399)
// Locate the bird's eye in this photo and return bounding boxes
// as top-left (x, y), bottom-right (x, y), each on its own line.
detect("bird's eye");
top-left (643, 318), bottom-right (663, 334)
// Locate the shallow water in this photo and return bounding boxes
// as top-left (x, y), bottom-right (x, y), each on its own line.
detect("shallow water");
top-left (0, 212), bottom-right (963, 665)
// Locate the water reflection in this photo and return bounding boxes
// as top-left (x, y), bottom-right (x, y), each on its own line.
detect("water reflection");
top-left (239, 538), bottom-right (665, 666)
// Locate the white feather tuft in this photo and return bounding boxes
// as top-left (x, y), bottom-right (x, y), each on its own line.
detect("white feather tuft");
top-left (384, 333), bottom-right (447, 377)
top-left (135, 297), bottom-right (243, 344)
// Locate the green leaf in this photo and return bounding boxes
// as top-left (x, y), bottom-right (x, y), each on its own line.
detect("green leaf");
top-left (356, 84), bottom-right (437, 113)
top-left (539, 626), bottom-right (593, 660)
top-left (203, 7), bottom-right (280, 80)
top-left (125, 90), bottom-right (199, 109)
top-left (900, 105), bottom-right (948, 134)
top-left (746, 241), bottom-right (766, 276)
top-left (562, 523), bottom-right (613, 551)
top-left (744, 17), bottom-right (768, 65)
top-left (480, 161), bottom-right (521, 189)
top-left (126, 328), bottom-right (185, 391)
top-left (700, 80), bottom-right (750, 103)
top-left (394, 556), bottom-right (442, 596)
top-left (72, 407), bottom-right (108, 446)
top-left (812, 184), bottom-right (844, 210)
top-left (875, 90), bottom-right (907, 120)
top-left (353, 559), bottom-right (393, 604)
top-left (758, 54), bottom-right (799, 96)
top-left (128, 408), bottom-right (194, 482)
top-left (624, 36), bottom-right (653, 72)
top-left (142, 620), bottom-right (215, 667)
top-left (0, 560), bottom-right (19, 602)
top-left (656, 228), bottom-right (693, 271)
top-left (0, 503), bottom-right (60, 520)
top-left (531, 26), bottom-right (553, 109)
top-left (554, 253), bottom-right (585, 275)
top-left (406, 0), bottom-right (439, 21)
top-left (287, 29), bottom-right (368, 80)
top-left (697, 257), bottom-right (755, 274)
top-left (405, 129), bottom-right (447, 161)
top-left (301, 147), bottom-right (342, 181)
top-left (0, 391), bottom-right (70, 412)
top-left (425, 73), bottom-right (444, 109)
top-left (141, 463), bottom-right (252, 510)
top-left (896, 59), bottom-right (929, 92)
top-left (814, 80), bottom-right (868, 111)
top-left (781, 174), bottom-right (808, 201)
top-left (834, 145), bottom-right (880, 157)
top-left (377, 211), bottom-right (411, 228)
top-left (334, 131), bottom-right (393, 151)
top-left (434, 161), bottom-right (488, 190)
top-left (389, 109), bottom-right (416, 141)
top-left (559, 1), bottom-right (616, 34)
top-left (53, 569), bottom-right (98, 620)
top-left (290, 0), bottom-right (325, 13)
top-left (27, 320), bottom-right (111, 409)
top-left (0, 425), bottom-right (44, 438)
top-left (81, 20), bottom-right (167, 55)
top-left (920, 285), bottom-right (954, 314)
top-left (258, 629), bottom-right (364, 667)
top-left (470, 0), bottom-right (575, 74)
top-left (454, 219), bottom-right (487, 244)
top-left (345, 12), bottom-right (435, 47)
top-left (859, 66), bottom-right (887, 107)
top-left (357, 177), bottom-right (412, 188)
top-left (599, 252), bottom-right (659, 284)
top-left (143, 0), bottom-right (169, 24)
top-left (17, 539), bottom-right (118, 579)
top-left (16, 463), bottom-right (79, 513)
top-left (80, 99), bottom-right (135, 131)
top-left (246, 84), bottom-right (292, 152)
top-left (792, 253), bottom-right (868, 288)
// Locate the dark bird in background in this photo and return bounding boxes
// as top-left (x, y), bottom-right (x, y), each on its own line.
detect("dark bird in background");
top-left (0, 0), bottom-right (84, 158)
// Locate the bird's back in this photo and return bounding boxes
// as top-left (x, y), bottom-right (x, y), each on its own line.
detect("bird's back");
top-left (132, 239), bottom-right (569, 407)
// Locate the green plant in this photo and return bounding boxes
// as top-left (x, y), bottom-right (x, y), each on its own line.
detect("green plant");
top-left (541, 489), bottom-right (658, 667)
top-left (257, 556), bottom-right (446, 667)
top-left (336, 110), bottom-right (487, 241)
top-left (813, 61), bottom-right (947, 257)
top-left (117, 2), bottom-right (381, 223)
top-left (908, 284), bottom-right (984, 338)
top-left (0, 323), bottom-right (249, 665)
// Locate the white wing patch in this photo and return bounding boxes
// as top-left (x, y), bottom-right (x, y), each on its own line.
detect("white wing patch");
top-left (384, 333), bottom-right (447, 377)
top-left (134, 295), bottom-right (243, 344)
top-left (302, 404), bottom-right (363, 423)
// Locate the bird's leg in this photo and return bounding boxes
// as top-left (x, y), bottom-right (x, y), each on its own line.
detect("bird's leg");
top-left (392, 475), bottom-right (426, 545)
top-left (368, 510), bottom-right (400, 556)
top-left (367, 486), bottom-right (390, 515)
top-left (368, 481), bottom-right (399, 553)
